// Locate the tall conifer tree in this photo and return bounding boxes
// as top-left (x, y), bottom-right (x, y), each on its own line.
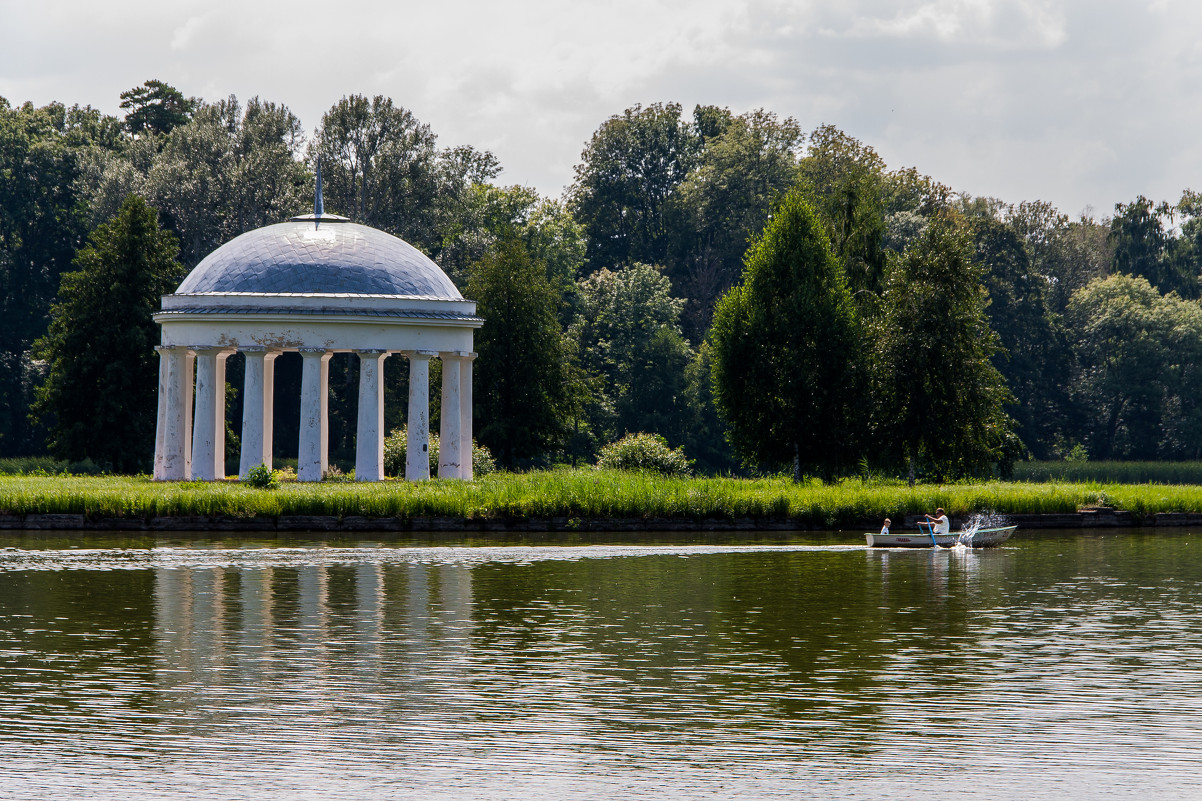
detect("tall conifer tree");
top-left (32, 195), bottom-right (184, 472)
top-left (710, 189), bottom-right (860, 481)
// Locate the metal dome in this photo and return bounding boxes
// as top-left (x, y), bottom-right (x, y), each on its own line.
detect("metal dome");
top-left (174, 216), bottom-right (463, 299)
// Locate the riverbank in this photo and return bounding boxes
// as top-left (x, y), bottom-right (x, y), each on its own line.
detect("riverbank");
top-left (3, 471), bottom-right (1202, 532)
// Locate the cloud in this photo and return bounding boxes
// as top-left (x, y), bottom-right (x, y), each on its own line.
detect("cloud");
top-left (832, 0), bottom-right (1068, 49)
top-left (3, 0), bottom-right (1202, 215)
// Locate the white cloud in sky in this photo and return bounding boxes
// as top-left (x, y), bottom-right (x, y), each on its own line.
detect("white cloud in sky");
top-left (2, 0), bottom-right (1200, 216)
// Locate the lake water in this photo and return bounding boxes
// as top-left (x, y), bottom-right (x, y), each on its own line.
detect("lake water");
top-left (1, 528), bottom-right (1200, 800)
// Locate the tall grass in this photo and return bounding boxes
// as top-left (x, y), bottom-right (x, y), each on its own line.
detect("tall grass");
top-left (1, 469), bottom-right (1188, 526)
top-left (1013, 461), bottom-right (1202, 485)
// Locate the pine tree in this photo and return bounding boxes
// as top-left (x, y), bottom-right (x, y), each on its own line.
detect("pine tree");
top-left (32, 195), bottom-right (184, 472)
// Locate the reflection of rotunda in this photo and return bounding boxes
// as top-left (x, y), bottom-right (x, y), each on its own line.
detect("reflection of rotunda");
top-left (151, 188), bottom-right (481, 482)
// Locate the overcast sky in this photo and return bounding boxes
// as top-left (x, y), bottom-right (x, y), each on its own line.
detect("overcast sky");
top-left (3, 0), bottom-right (1199, 218)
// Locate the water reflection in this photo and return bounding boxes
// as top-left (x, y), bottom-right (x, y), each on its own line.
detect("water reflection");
top-left (1, 533), bottom-right (1201, 799)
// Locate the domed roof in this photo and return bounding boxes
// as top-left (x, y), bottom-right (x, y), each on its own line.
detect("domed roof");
top-left (174, 216), bottom-right (462, 299)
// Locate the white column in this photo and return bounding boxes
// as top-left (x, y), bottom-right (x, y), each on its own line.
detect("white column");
top-left (439, 353), bottom-right (463, 480)
top-left (190, 347), bottom-right (229, 481)
top-left (355, 350), bottom-right (389, 481)
top-left (213, 348), bottom-right (229, 473)
top-left (183, 350), bottom-right (195, 476)
top-left (402, 350), bottom-right (436, 481)
top-left (298, 349), bottom-right (332, 482)
top-left (319, 351), bottom-right (331, 476)
top-left (239, 349), bottom-right (279, 477)
top-left (459, 352), bottom-right (476, 480)
top-left (162, 346), bottom-right (191, 481)
top-left (263, 351), bottom-right (277, 466)
top-left (153, 346), bottom-right (169, 480)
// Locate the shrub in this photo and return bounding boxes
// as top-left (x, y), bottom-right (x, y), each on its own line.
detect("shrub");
top-left (383, 426), bottom-right (497, 478)
top-left (596, 433), bottom-right (693, 477)
top-left (322, 465), bottom-right (354, 482)
top-left (243, 464), bottom-right (279, 489)
top-left (471, 444), bottom-right (498, 477)
top-left (0, 456), bottom-right (106, 475)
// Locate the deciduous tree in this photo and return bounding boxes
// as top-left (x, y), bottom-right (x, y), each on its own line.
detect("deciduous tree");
top-left (670, 109), bottom-right (803, 337)
top-left (571, 263), bottom-right (694, 448)
top-left (568, 102), bottom-right (698, 272)
top-left (144, 96), bottom-right (311, 267)
top-left (1065, 274), bottom-right (1202, 460)
top-left (970, 214), bottom-right (1073, 460)
top-left (872, 215), bottom-right (1015, 482)
top-left (311, 95), bottom-right (498, 256)
top-left (468, 234), bottom-right (574, 468)
top-left (0, 98), bottom-right (123, 454)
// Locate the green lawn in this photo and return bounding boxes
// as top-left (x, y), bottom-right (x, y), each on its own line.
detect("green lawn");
top-left (2, 470), bottom-right (1196, 527)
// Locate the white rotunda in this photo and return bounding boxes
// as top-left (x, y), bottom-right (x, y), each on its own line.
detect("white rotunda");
top-left (151, 190), bottom-right (481, 483)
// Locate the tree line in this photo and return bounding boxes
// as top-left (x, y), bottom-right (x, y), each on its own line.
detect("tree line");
top-left (3, 81), bottom-right (1201, 477)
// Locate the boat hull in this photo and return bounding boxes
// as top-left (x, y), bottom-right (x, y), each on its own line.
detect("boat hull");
top-left (865, 526), bottom-right (1017, 548)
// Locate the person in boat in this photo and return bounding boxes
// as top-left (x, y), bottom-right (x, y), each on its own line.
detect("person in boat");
top-left (924, 508), bottom-right (950, 536)
top-left (880, 518), bottom-right (891, 536)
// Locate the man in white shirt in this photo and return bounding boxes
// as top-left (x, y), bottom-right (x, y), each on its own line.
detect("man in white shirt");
top-left (924, 508), bottom-right (950, 536)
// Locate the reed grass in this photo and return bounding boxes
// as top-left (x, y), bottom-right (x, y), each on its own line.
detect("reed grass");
top-left (1013, 460), bottom-right (1202, 485)
top-left (3, 469), bottom-right (1197, 526)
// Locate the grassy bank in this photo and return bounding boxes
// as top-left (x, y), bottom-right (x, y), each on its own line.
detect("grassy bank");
top-left (1012, 460), bottom-right (1202, 485)
top-left (3, 470), bottom-right (1198, 527)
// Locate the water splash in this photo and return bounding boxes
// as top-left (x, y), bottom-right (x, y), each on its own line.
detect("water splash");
top-left (958, 512), bottom-right (1010, 546)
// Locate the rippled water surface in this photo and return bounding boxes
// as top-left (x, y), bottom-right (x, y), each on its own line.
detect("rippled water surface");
top-left (2, 529), bottom-right (1201, 799)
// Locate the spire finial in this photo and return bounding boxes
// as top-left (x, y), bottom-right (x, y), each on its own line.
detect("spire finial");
top-left (314, 159), bottom-right (324, 221)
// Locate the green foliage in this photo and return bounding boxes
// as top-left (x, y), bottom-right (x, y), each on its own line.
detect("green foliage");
top-left (596, 432), bottom-right (693, 476)
top-left (569, 102), bottom-right (698, 271)
top-left (1066, 274), bottom-right (1202, 460)
top-left (571, 263), bottom-right (694, 448)
top-left (243, 464), bottom-right (279, 489)
top-left (0, 456), bottom-right (105, 475)
top-left (680, 342), bottom-right (737, 474)
top-left (1109, 195), bottom-right (1191, 297)
top-left (1007, 200), bottom-right (1112, 314)
top-left (1013, 460), bottom-right (1202, 485)
top-left (0, 98), bottom-right (124, 455)
top-left (311, 94), bottom-right (498, 256)
top-left (469, 234), bottom-right (574, 468)
top-left (119, 79), bottom-right (196, 137)
top-left (710, 189), bottom-right (861, 481)
top-left (31, 195), bottom-right (185, 473)
top-left (969, 214), bottom-right (1073, 460)
top-left (382, 426), bottom-right (497, 478)
top-left (150, 98), bottom-right (310, 267)
top-left (670, 109), bottom-right (804, 335)
top-left (438, 183), bottom-right (586, 304)
top-left (322, 464), bottom-right (354, 482)
top-left (872, 214), bottom-right (1017, 481)
top-left (85, 96), bottom-right (312, 268)
top-left (798, 125), bottom-right (889, 299)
